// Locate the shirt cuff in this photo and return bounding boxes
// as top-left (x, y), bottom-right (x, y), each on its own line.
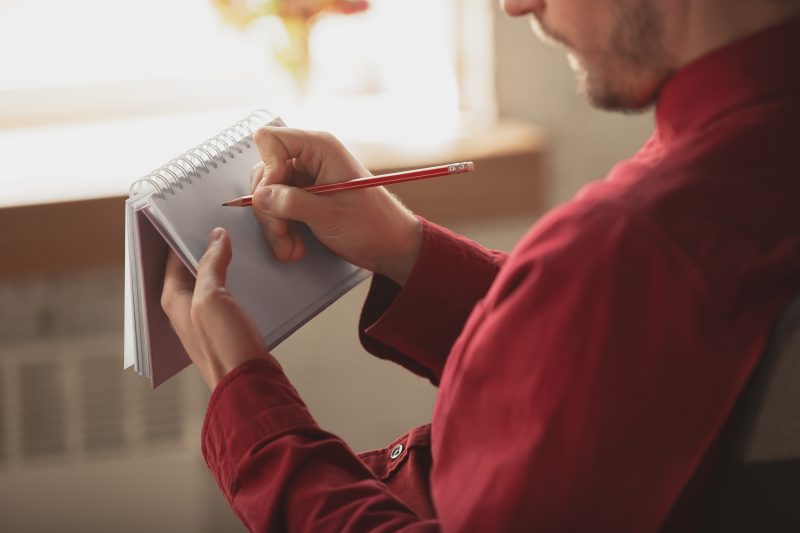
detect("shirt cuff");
top-left (201, 358), bottom-right (317, 499)
top-left (359, 217), bottom-right (505, 384)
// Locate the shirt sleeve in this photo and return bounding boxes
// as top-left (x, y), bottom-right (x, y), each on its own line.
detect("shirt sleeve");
top-left (203, 203), bottom-right (740, 532)
top-left (359, 216), bottom-right (507, 384)
top-left (202, 359), bottom-right (440, 533)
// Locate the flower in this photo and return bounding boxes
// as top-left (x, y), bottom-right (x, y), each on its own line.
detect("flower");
top-left (211, 0), bottom-right (368, 29)
top-left (211, 0), bottom-right (369, 82)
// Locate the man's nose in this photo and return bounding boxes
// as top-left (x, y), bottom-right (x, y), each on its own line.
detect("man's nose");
top-left (501, 0), bottom-right (545, 18)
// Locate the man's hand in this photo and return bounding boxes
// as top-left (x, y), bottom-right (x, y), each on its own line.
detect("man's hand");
top-left (249, 126), bottom-right (421, 286)
top-left (161, 227), bottom-right (281, 390)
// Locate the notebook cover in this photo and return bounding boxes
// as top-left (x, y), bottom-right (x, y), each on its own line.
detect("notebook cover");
top-left (135, 208), bottom-right (192, 388)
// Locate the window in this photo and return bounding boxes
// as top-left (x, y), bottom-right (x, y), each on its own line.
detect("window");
top-left (0, 0), bottom-right (496, 139)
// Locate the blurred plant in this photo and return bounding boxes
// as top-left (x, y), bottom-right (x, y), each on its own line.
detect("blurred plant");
top-left (211, 0), bottom-right (369, 83)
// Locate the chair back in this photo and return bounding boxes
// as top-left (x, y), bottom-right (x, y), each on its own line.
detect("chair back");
top-left (701, 295), bottom-right (800, 532)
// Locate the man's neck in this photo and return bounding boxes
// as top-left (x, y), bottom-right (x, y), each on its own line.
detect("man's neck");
top-left (670, 1), bottom-right (800, 70)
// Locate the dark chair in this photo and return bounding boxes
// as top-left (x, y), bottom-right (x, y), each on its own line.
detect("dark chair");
top-left (702, 295), bottom-right (800, 532)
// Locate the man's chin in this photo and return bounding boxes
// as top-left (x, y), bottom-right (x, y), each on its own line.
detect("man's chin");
top-left (530, 14), bottom-right (663, 113)
top-left (588, 91), bottom-right (656, 113)
top-left (567, 54), bottom-right (657, 112)
top-left (584, 75), bottom-right (659, 113)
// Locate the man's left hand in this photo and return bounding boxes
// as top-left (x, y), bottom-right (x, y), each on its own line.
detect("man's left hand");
top-left (161, 227), bottom-right (281, 390)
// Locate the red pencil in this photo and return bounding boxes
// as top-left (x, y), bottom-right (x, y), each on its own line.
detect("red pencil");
top-left (222, 161), bottom-right (475, 207)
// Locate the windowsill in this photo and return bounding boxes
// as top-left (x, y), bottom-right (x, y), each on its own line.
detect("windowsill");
top-left (0, 111), bottom-right (546, 278)
top-left (0, 104), bottom-right (513, 209)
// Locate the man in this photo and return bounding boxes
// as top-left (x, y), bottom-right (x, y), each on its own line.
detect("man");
top-left (161, 0), bottom-right (800, 530)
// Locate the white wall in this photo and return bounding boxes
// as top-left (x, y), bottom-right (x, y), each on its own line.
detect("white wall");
top-left (492, 5), bottom-right (656, 206)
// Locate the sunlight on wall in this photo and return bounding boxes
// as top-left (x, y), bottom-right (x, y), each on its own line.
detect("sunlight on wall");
top-left (0, 0), bottom-right (461, 142)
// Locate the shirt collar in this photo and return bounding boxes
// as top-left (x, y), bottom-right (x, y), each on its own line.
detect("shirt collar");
top-left (655, 16), bottom-right (800, 143)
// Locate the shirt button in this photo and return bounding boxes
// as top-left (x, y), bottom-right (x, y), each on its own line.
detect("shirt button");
top-left (390, 444), bottom-right (404, 460)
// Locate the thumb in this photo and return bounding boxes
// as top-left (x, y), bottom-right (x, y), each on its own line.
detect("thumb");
top-left (195, 228), bottom-right (233, 297)
top-left (253, 184), bottom-right (330, 226)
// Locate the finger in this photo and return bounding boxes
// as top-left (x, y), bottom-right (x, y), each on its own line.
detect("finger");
top-left (252, 159), bottom-right (301, 193)
top-left (290, 158), bottom-right (317, 187)
top-left (251, 160), bottom-right (296, 260)
top-left (253, 184), bottom-right (329, 262)
top-left (162, 252), bottom-right (194, 312)
top-left (163, 250), bottom-right (195, 295)
top-left (194, 228), bottom-right (233, 302)
top-left (287, 222), bottom-right (307, 262)
top-left (161, 251), bottom-right (195, 334)
top-left (253, 184), bottom-right (331, 228)
top-left (288, 139), bottom-right (370, 184)
top-left (251, 127), bottom-right (329, 187)
top-left (254, 213), bottom-right (294, 262)
top-left (250, 161), bottom-right (265, 193)
top-left (249, 187), bottom-right (292, 262)
top-left (252, 185), bottom-right (329, 261)
top-left (189, 229), bottom-right (266, 367)
top-left (283, 159), bottom-right (302, 186)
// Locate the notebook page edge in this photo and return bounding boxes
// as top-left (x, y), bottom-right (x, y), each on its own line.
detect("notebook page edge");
top-left (123, 200), bottom-right (135, 369)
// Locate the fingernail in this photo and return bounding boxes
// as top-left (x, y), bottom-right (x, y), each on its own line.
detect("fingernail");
top-left (255, 187), bottom-right (272, 211)
top-left (210, 227), bottom-right (224, 243)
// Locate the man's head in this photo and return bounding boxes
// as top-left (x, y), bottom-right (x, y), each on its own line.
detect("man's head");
top-left (503, 0), bottom-right (800, 113)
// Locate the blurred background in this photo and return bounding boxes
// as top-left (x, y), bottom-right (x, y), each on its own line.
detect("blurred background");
top-left (0, 0), bottom-right (653, 530)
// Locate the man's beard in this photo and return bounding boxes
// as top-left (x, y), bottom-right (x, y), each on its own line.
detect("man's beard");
top-left (531, 0), bottom-right (673, 113)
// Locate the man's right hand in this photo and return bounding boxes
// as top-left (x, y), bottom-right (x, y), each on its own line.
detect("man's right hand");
top-left (250, 126), bottom-right (421, 286)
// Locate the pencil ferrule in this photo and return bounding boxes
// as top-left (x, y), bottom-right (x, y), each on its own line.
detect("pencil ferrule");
top-left (448, 162), bottom-right (470, 174)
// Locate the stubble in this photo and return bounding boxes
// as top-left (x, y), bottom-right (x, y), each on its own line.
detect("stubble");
top-left (532, 0), bottom-right (673, 112)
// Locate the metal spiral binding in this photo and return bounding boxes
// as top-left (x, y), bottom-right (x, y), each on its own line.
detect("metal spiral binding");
top-left (128, 109), bottom-right (278, 198)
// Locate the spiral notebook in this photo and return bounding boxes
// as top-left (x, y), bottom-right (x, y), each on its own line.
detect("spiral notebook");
top-left (124, 110), bottom-right (369, 387)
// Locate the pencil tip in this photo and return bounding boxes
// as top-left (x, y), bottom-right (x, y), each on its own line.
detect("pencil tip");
top-left (221, 202), bottom-right (229, 206)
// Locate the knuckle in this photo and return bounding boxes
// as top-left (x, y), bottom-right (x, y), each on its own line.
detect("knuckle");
top-left (250, 160), bottom-right (265, 180)
top-left (188, 305), bottom-right (203, 328)
top-left (191, 294), bottom-right (209, 315)
top-left (160, 291), bottom-right (173, 314)
top-left (191, 289), bottom-right (221, 316)
top-left (276, 189), bottom-right (297, 215)
top-left (315, 130), bottom-right (338, 147)
top-left (252, 126), bottom-right (272, 145)
top-left (278, 187), bottom-right (293, 207)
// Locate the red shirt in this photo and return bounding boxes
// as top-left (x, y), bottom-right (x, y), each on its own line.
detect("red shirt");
top-left (201, 19), bottom-right (800, 532)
